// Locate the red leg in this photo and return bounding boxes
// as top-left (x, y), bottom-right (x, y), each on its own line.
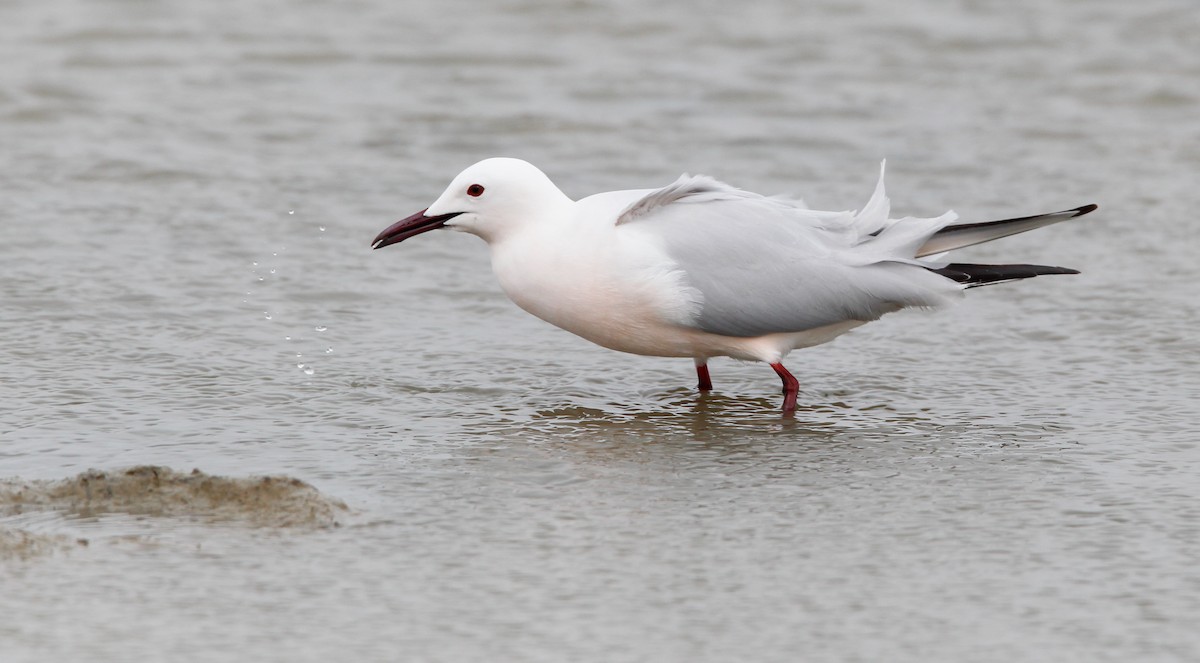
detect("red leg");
top-left (695, 362), bottom-right (713, 391)
top-left (770, 362), bottom-right (799, 414)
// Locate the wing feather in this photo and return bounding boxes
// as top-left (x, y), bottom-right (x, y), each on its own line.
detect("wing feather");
top-left (619, 197), bottom-right (961, 338)
top-left (615, 167), bottom-right (965, 337)
top-left (615, 174), bottom-right (760, 225)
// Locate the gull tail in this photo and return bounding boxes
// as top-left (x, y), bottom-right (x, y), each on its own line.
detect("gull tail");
top-left (929, 262), bottom-right (1080, 288)
top-left (917, 204), bottom-right (1098, 258)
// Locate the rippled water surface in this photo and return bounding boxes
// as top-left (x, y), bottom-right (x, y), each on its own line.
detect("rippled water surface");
top-left (2, 0), bottom-right (1198, 661)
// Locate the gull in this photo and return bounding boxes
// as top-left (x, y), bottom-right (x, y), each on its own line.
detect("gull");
top-left (373, 158), bottom-right (1096, 414)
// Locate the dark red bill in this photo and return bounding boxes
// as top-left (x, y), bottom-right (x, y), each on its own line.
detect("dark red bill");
top-left (372, 209), bottom-right (463, 249)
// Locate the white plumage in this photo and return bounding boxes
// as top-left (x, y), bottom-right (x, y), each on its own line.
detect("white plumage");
top-left (373, 157), bottom-right (1095, 413)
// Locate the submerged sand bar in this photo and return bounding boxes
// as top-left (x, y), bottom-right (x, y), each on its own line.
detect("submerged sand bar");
top-left (1, 466), bottom-right (348, 529)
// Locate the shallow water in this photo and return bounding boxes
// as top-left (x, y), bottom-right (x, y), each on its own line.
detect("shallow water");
top-left (2, 0), bottom-right (1198, 660)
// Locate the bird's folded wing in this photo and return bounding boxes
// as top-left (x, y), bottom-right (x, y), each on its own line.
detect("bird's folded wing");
top-left (619, 194), bottom-right (962, 338)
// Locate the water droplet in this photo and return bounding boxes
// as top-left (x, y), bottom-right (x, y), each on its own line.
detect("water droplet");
top-left (288, 210), bottom-right (295, 215)
top-left (272, 252), bottom-right (277, 257)
top-left (325, 347), bottom-right (333, 354)
top-left (295, 352), bottom-right (302, 358)
top-left (319, 226), bottom-right (326, 232)
top-left (252, 262), bottom-right (258, 267)
top-left (264, 312), bottom-right (272, 320)
top-left (303, 366), bottom-right (314, 376)
top-left (257, 277), bottom-right (264, 282)
top-left (315, 325), bottom-right (327, 332)
top-left (284, 336), bottom-right (291, 341)
top-left (269, 268), bottom-right (276, 274)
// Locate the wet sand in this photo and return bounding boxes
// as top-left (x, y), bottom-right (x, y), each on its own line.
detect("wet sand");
top-left (1, 466), bottom-right (348, 559)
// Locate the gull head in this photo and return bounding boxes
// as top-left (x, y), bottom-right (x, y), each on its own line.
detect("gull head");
top-left (372, 157), bottom-right (571, 249)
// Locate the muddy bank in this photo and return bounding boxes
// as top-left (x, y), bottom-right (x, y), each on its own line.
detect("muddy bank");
top-left (0, 466), bottom-right (349, 529)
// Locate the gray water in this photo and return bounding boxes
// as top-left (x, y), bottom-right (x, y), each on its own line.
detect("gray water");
top-left (2, 0), bottom-right (1199, 660)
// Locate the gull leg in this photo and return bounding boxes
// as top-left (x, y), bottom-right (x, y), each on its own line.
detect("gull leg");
top-left (694, 359), bottom-right (713, 392)
top-left (770, 363), bottom-right (799, 414)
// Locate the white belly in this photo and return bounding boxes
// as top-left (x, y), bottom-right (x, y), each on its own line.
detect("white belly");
top-left (488, 226), bottom-right (703, 356)
top-left (487, 225), bottom-right (863, 362)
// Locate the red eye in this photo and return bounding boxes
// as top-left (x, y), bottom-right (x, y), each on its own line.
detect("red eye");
top-left (467, 184), bottom-right (485, 197)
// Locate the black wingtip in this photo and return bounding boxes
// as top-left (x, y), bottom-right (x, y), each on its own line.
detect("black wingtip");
top-left (1072, 204), bottom-right (1099, 217)
top-left (931, 263), bottom-right (1081, 286)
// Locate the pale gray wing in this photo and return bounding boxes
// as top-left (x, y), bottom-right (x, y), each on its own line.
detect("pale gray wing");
top-left (623, 197), bottom-right (962, 338)
top-left (917, 204), bottom-right (1098, 257)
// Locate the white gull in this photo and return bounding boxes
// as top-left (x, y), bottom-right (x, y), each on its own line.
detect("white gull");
top-left (373, 157), bottom-right (1096, 414)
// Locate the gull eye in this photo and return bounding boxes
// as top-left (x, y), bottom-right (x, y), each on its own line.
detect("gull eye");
top-left (467, 184), bottom-right (485, 197)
